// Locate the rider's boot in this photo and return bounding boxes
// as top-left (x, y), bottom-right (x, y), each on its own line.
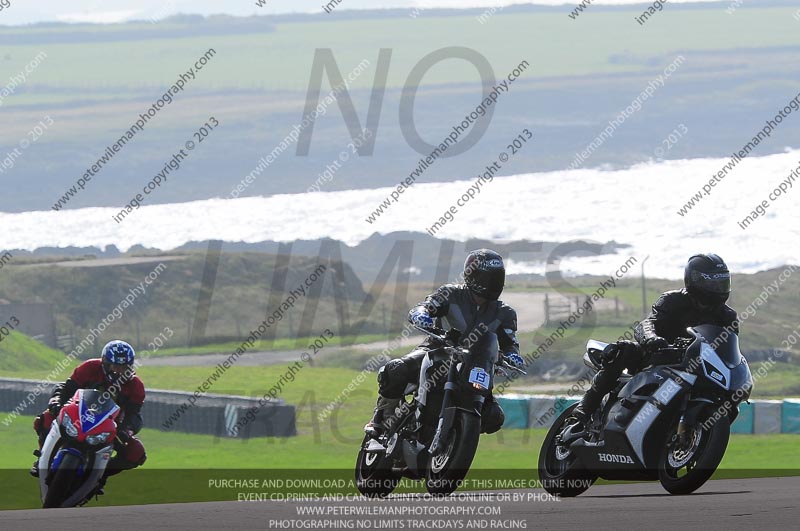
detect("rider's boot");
top-left (95, 460), bottom-right (124, 497)
top-left (560, 386), bottom-right (604, 444)
top-left (30, 419), bottom-right (46, 477)
top-left (569, 387), bottom-right (603, 430)
top-left (94, 475), bottom-right (108, 496)
top-left (364, 396), bottom-right (400, 437)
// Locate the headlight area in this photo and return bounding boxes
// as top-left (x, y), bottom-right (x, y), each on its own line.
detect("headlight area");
top-left (61, 412), bottom-right (78, 438)
top-left (86, 432), bottom-right (112, 446)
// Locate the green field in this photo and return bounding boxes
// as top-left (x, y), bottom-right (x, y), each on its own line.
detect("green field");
top-left (3, 7), bottom-right (800, 100)
top-left (6, 6), bottom-right (800, 210)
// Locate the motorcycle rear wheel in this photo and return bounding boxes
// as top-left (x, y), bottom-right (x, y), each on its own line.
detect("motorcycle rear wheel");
top-left (538, 405), bottom-right (597, 497)
top-left (355, 435), bottom-right (401, 498)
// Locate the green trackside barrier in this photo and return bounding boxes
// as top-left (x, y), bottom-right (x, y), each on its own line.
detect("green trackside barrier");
top-left (782, 399), bottom-right (800, 434)
top-left (753, 400), bottom-right (783, 434)
top-left (554, 397), bottom-right (578, 416)
top-left (731, 401), bottom-right (754, 434)
top-left (497, 395), bottom-right (530, 429)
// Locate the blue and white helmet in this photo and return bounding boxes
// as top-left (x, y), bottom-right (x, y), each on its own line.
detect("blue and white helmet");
top-left (101, 340), bottom-right (136, 385)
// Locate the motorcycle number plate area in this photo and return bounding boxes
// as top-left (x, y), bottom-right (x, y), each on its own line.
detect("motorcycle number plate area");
top-left (468, 367), bottom-right (490, 390)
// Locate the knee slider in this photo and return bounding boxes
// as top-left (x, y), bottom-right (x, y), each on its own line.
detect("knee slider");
top-left (481, 400), bottom-right (505, 434)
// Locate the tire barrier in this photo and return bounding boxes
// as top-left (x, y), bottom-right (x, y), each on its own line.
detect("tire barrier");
top-left (0, 378), bottom-right (296, 438)
top-left (495, 393), bottom-right (800, 434)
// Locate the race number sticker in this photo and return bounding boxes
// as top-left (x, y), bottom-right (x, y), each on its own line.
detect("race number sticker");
top-left (469, 367), bottom-right (490, 390)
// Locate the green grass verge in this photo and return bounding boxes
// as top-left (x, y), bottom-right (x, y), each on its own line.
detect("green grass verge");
top-left (141, 333), bottom-right (390, 358)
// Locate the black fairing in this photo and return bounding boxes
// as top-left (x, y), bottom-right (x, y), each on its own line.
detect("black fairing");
top-left (569, 324), bottom-right (752, 480)
top-left (728, 359), bottom-right (753, 404)
top-left (684, 325), bottom-right (752, 403)
top-left (597, 367), bottom-right (687, 475)
top-left (690, 324), bottom-right (742, 368)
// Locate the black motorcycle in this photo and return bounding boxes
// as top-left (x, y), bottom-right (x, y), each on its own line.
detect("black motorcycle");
top-left (539, 325), bottom-right (753, 496)
top-left (355, 326), bottom-right (525, 497)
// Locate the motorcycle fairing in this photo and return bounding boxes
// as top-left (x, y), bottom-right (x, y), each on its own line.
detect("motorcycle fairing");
top-left (38, 391), bottom-right (116, 507)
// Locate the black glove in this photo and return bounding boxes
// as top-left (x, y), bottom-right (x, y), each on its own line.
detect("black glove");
top-left (642, 336), bottom-right (668, 354)
top-left (601, 343), bottom-right (621, 364)
top-left (47, 397), bottom-right (62, 417)
top-left (444, 328), bottom-right (461, 346)
top-left (117, 429), bottom-right (133, 444)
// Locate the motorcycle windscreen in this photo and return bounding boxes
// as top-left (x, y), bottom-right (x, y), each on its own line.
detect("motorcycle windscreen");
top-left (78, 389), bottom-right (120, 433)
top-left (463, 330), bottom-right (498, 392)
top-left (728, 361), bottom-right (754, 403)
top-left (691, 324), bottom-right (742, 368)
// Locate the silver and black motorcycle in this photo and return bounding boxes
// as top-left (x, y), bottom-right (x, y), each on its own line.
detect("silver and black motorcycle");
top-left (355, 326), bottom-right (525, 497)
top-left (539, 324), bottom-right (753, 496)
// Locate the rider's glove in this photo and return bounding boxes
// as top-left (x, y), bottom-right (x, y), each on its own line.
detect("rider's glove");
top-left (409, 309), bottom-right (435, 330)
top-left (504, 352), bottom-right (525, 369)
top-left (444, 328), bottom-right (461, 346)
top-left (47, 397), bottom-right (62, 417)
top-left (642, 336), bottom-right (668, 354)
top-left (117, 429), bottom-right (133, 444)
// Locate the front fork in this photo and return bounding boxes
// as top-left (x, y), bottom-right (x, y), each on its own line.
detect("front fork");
top-left (674, 393), bottom-right (691, 447)
top-left (429, 360), bottom-right (486, 456)
top-left (428, 359), bottom-right (458, 456)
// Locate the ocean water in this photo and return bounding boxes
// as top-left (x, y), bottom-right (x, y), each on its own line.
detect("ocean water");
top-left (3, 150), bottom-right (798, 280)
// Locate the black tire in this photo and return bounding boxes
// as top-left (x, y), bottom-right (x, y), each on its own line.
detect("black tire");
top-left (355, 435), bottom-right (400, 498)
top-left (43, 453), bottom-right (81, 508)
top-left (659, 411), bottom-right (730, 495)
top-left (425, 412), bottom-right (480, 496)
top-left (538, 405), bottom-right (597, 497)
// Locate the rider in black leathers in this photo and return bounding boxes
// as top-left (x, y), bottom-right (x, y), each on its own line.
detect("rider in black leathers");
top-left (364, 249), bottom-right (524, 437)
top-left (569, 253), bottom-right (739, 428)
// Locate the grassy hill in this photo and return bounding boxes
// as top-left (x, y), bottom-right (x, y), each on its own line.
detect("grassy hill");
top-left (0, 331), bottom-right (71, 373)
top-left (0, 251), bottom-right (374, 356)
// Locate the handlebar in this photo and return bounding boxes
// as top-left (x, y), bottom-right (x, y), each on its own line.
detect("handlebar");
top-left (413, 325), bottom-right (527, 375)
top-left (496, 358), bottom-right (527, 376)
top-left (413, 325), bottom-right (458, 347)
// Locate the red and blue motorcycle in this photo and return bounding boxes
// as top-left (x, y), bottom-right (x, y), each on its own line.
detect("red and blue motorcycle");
top-left (36, 389), bottom-right (121, 508)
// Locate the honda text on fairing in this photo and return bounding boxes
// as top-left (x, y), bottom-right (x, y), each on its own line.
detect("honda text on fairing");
top-left (36, 389), bottom-right (122, 508)
top-left (539, 325), bottom-right (752, 496)
top-left (355, 326), bottom-right (526, 497)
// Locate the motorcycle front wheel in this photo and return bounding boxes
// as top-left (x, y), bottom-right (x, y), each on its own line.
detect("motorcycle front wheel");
top-left (43, 453), bottom-right (81, 508)
top-left (425, 411), bottom-right (480, 496)
top-left (658, 411), bottom-right (730, 495)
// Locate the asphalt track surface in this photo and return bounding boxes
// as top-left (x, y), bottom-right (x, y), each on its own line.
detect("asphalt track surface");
top-left (1, 477), bottom-right (796, 531)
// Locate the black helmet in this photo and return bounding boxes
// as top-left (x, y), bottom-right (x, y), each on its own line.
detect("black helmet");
top-left (684, 253), bottom-right (731, 307)
top-left (464, 249), bottom-right (505, 300)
